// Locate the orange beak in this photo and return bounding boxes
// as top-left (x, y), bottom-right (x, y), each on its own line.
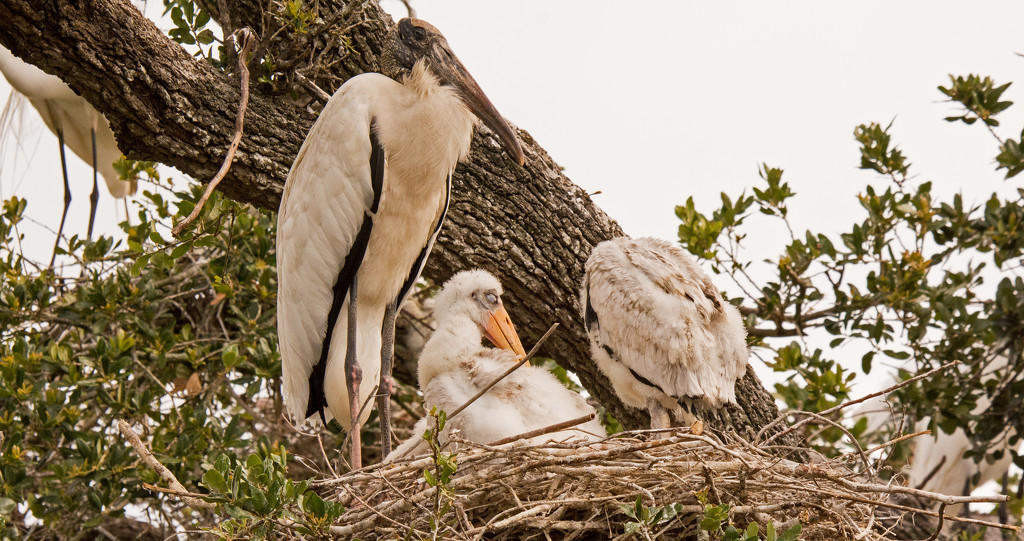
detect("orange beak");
top-left (483, 304), bottom-right (527, 359)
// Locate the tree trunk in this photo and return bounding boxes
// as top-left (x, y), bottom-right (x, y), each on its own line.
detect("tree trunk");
top-left (0, 0), bottom-right (800, 443)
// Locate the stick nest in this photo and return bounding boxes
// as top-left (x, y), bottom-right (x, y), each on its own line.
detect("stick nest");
top-left (314, 430), bottom-right (893, 540)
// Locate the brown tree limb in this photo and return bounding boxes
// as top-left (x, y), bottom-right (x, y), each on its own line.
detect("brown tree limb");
top-left (487, 413), bottom-right (597, 446)
top-left (0, 0), bottom-right (795, 438)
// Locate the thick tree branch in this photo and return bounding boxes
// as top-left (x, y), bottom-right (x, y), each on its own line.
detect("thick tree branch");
top-left (0, 0), bottom-right (798, 441)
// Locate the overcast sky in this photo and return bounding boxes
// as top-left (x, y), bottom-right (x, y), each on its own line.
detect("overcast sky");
top-left (2, 1), bottom-right (1024, 393)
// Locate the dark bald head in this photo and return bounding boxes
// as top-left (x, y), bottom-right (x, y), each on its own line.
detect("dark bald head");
top-left (382, 17), bottom-right (525, 166)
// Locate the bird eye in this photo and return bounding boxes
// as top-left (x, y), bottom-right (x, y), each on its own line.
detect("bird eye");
top-left (413, 26), bottom-right (427, 40)
top-left (485, 293), bottom-right (498, 304)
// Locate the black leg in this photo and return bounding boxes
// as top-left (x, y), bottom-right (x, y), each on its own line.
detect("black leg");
top-left (345, 276), bottom-right (363, 470)
top-left (377, 300), bottom-right (398, 458)
top-left (999, 471), bottom-right (1009, 524)
top-left (49, 127), bottom-right (71, 269)
top-left (86, 126), bottom-right (99, 240)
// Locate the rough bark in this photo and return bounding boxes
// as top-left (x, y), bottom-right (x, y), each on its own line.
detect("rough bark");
top-left (0, 0), bottom-right (801, 443)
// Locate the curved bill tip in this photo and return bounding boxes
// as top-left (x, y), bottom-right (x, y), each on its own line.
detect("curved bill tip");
top-left (484, 304), bottom-right (527, 358)
top-left (510, 140), bottom-right (525, 167)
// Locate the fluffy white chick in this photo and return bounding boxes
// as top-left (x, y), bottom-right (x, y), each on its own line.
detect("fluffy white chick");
top-left (581, 237), bottom-right (748, 429)
top-left (388, 270), bottom-right (606, 460)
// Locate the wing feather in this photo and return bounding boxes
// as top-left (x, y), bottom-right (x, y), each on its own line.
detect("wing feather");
top-left (584, 237), bottom-right (747, 406)
top-left (277, 73), bottom-right (396, 423)
top-left (394, 171), bottom-right (452, 308)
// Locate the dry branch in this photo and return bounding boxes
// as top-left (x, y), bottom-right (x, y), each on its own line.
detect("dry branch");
top-left (172, 28), bottom-right (257, 237)
top-left (116, 419), bottom-right (214, 510)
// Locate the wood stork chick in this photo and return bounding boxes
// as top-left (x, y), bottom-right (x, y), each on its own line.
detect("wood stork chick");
top-left (581, 237), bottom-right (748, 429)
top-left (0, 46), bottom-right (135, 263)
top-left (388, 270), bottom-right (607, 461)
top-left (277, 19), bottom-right (524, 468)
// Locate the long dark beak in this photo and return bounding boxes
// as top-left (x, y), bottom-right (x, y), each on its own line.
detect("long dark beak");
top-left (430, 47), bottom-right (526, 166)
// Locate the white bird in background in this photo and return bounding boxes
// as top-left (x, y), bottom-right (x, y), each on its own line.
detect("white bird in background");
top-left (0, 46), bottom-right (135, 265)
top-left (277, 18), bottom-right (524, 468)
top-left (857, 353), bottom-right (1018, 511)
top-left (581, 237), bottom-right (749, 429)
top-left (388, 270), bottom-right (607, 461)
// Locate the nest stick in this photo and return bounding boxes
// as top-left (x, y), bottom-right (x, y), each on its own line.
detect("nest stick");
top-left (855, 429), bottom-right (930, 458)
top-left (448, 322), bottom-right (559, 420)
top-left (488, 413), bottom-right (596, 446)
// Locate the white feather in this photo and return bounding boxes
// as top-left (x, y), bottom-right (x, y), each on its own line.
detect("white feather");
top-left (387, 270), bottom-right (606, 460)
top-left (582, 237), bottom-right (748, 424)
top-left (277, 65), bottom-right (475, 428)
top-left (0, 46), bottom-right (133, 198)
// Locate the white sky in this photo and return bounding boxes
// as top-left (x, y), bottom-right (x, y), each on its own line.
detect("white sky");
top-left (3, 1), bottom-right (1024, 395)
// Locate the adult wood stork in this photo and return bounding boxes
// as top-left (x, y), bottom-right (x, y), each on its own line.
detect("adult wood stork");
top-left (0, 46), bottom-right (135, 263)
top-left (277, 18), bottom-right (524, 468)
top-left (387, 270), bottom-right (606, 461)
top-left (581, 237), bottom-right (748, 429)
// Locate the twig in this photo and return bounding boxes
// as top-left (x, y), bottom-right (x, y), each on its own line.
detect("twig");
top-left (762, 360), bottom-right (959, 444)
top-left (447, 322), bottom-right (558, 420)
top-left (172, 28), bottom-right (257, 237)
top-left (294, 72), bottom-right (332, 103)
top-left (845, 493), bottom-right (1016, 532)
top-left (927, 502), bottom-right (947, 541)
top-left (399, 0), bottom-right (416, 18)
top-left (318, 432), bottom-right (339, 478)
top-left (853, 429), bottom-right (929, 458)
top-left (488, 414), bottom-right (596, 446)
top-left (117, 419), bottom-right (214, 509)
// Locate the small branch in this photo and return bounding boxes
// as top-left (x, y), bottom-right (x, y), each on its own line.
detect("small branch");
top-left (294, 72), bottom-right (332, 103)
top-left (487, 413), bottom-right (596, 446)
top-left (172, 28), bottom-right (257, 237)
top-left (763, 360), bottom-right (959, 444)
top-left (850, 493), bottom-right (1016, 532)
top-left (398, 0), bottom-right (416, 18)
top-left (927, 502), bottom-right (946, 541)
top-left (853, 429), bottom-right (930, 458)
top-left (448, 323), bottom-right (558, 421)
top-left (117, 419), bottom-right (214, 510)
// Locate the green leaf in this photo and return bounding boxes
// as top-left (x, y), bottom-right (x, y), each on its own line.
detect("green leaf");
top-left (0, 498), bottom-right (16, 515)
top-left (170, 242), bottom-right (191, 259)
top-left (202, 469), bottom-right (228, 494)
top-left (197, 29), bottom-right (216, 45)
top-left (195, 9), bottom-right (211, 28)
top-left (222, 345), bottom-right (240, 368)
top-left (778, 523), bottom-right (802, 541)
top-left (130, 253), bottom-right (152, 276)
